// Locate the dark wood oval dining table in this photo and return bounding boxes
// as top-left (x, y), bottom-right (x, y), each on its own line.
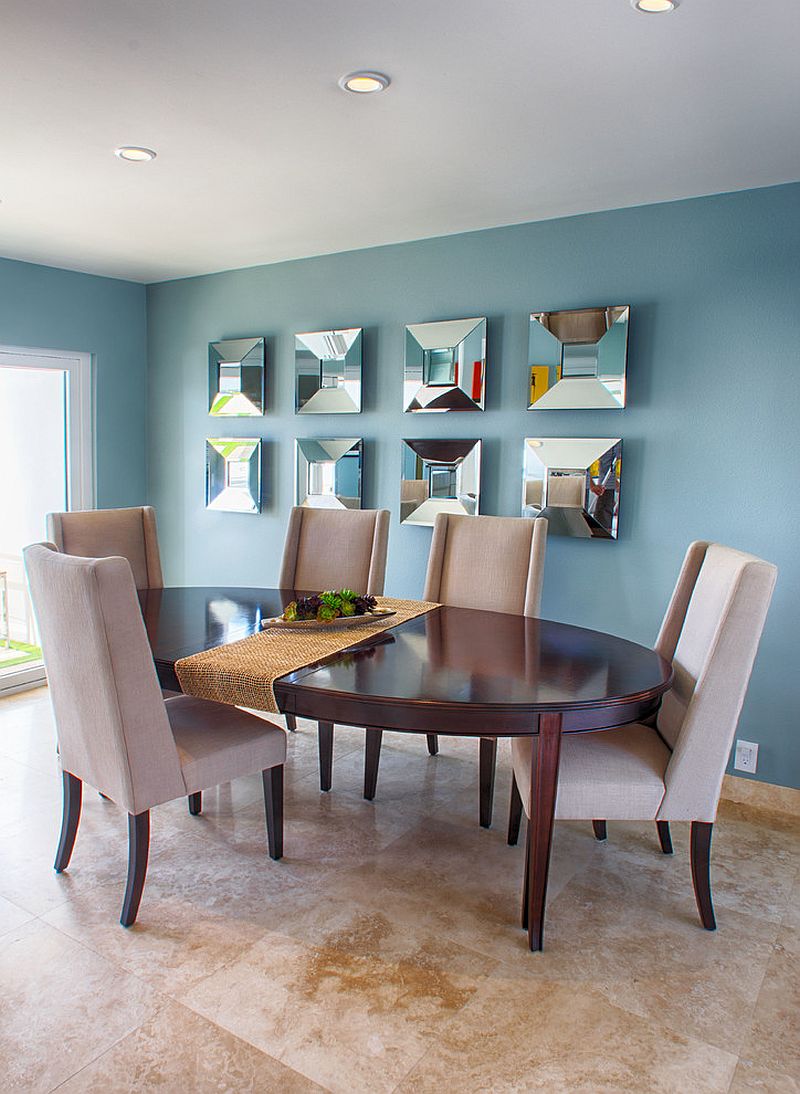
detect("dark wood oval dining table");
top-left (139, 585), bottom-right (673, 952)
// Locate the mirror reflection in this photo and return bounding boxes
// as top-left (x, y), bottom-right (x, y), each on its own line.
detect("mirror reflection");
top-left (295, 438), bottom-right (362, 509)
top-left (295, 328), bottom-right (362, 414)
top-left (206, 438), bottom-right (261, 513)
top-left (522, 437), bottom-right (622, 539)
top-left (404, 318), bottom-right (486, 412)
top-left (528, 306), bottom-right (629, 410)
top-left (400, 439), bottom-right (481, 526)
top-left (209, 337), bottom-right (265, 416)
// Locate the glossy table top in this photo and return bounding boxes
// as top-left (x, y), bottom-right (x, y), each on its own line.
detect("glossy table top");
top-left (140, 586), bottom-right (673, 735)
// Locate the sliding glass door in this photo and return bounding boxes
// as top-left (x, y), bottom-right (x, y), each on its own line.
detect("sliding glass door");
top-left (0, 346), bottom-right (92, 693)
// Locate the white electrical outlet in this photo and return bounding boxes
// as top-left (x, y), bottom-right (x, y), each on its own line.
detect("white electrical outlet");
top-left (734, 739), bottom-right (759, 773)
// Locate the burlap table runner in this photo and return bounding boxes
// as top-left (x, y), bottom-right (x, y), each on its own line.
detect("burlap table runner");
top-left (174, 597), bottom-right (437, 713)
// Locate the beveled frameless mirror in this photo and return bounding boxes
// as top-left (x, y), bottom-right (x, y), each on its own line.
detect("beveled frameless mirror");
top-left (528, 306), bottom-right (629, 410)
top-left (206, 438), bottom-right (261, 513)
top-left (404, 317), bottom-right (486, 412)
top-left (295, 438), bottom-right (362, 509)
top-left (295, 328), bottom-right (362, 414)
top-left (400, 439), bottom-right (481, 526)
top-left (209, 337), bottom-right (265, 416)
top-left (522, 437), bottom-right (622, 539)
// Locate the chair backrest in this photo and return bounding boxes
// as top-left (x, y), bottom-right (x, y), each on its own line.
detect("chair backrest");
top-left (278, 507), bottom-right (391, 596)
top-left (423, 513), bottom-right (548, 616)
top-left (46, 506), bottom-right (164, 590)
top-left (655, 541), bottom-right (777, 822)
top-left (23, 544), bottom-right (184, 814)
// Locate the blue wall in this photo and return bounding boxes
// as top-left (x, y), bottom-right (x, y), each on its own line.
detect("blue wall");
top-left (0, 256), bottom-right (147, 508)
top-left (146, 183), bottom-right (800, 789)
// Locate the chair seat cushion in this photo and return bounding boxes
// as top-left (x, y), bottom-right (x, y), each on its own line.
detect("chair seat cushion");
top-left (166, 695), bottom-right (286, 796)
top-left (511, 722), bottom-right (670, 821)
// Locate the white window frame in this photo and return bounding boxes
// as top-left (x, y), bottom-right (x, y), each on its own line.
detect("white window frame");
top-left (0, 344), bottom-right (94, 694)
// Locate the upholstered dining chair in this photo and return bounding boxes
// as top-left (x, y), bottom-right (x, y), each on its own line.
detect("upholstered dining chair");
top-left (278, 506), bottom-right (390, 781)
top-left (24, 544), bottom-right (287, 927)
top-left (508, 541), bottom-right (777, 933)
top-left (46, 505), bottom-right (164, 589)
top-left (364, 512), bottom-right (548, 826)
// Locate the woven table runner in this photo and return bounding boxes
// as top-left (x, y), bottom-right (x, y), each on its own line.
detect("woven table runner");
top-left (174, 597), bottom-right (437, 713)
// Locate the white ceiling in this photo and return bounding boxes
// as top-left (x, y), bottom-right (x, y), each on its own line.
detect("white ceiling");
top-left (2, 0), bottom-right (799, 283)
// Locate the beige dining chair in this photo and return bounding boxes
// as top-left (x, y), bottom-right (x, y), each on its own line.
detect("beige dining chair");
top-left (24, 543), bottom-right (287, 927)
top-left (278, 506), bottom-right (391, 783)
top-left (364, 512), bottom-right (548, 825)
top-left (508, 541), bottom-right (777, 933)
top-left (46, 506), bottom-right (164, 589)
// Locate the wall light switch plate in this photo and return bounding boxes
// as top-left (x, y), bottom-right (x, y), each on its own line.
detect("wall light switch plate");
top-left (734, 740), bottom-right (759, 773)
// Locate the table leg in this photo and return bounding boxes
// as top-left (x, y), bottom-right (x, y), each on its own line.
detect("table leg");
top-left (526, 711), bottom-right (563, 952)
top-left (318, 721), bottom-right (334, 792)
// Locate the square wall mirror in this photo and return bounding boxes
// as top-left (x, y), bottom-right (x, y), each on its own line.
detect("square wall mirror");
top-left (295, 328), bottom-right (362, 414)
top-left (206, 438), bottom-right (262, 513)
top-left (209, 337), bottom-right (265, 416)
top-left (295, 438), bottom-right (362, 509)
top-left (400, 439), bottom-right (481, 526)
top-left (528, 306), bottom-right (629, 410)
top-left (522, 437), bottom-right (622, 539)
top-left (404, 318), bottom-right (486, 412)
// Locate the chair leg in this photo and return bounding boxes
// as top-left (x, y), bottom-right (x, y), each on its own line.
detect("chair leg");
top-left (521, 821), bottom-right (530, 930)
top-left (364, 729), bottom-right (383, 800)
top-left (508, 777), bottom-right (523, 846)
top-left (285, 714), bottom-right (297, 732)
top-left (426, 734), bottom-right (439, 756)
top-left (318, 721), bottom-right (334, 792)
top-left (479, 737), bottom-right (498, 829)
top-left (262, 766), bottom-right (284, 861)
top-left (592, 820), bottom-right (608, 841)
top-left (188, 792), bottom-right (202, 815)
top-left (54, 771), bottom-right (82, 872)
top-left (120, 811), bottom-right (150, 927)
top-left (690, 821), bottom-right (716, 930)
top-left (656, 820), bottom-right (673, 854)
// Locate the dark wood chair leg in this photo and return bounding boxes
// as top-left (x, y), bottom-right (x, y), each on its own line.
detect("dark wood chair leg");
top-left (656, 819), bottom-right (673, 854)
top-left (120, 811), bottom-right (150, 927)
top-left (285, 714), bottom-right (297, 732)
top-left (521, 821), bottom-right (530, 930)
top-left (508, 777), bottom-right (523, 846)
top-left (54, 771), bottom-right (82, 872)
top-left (262, 766), bottom-right (284, 861)
top-left (364, 729), bottom-right (383, 800)
top-left (426, 734), bottom-right (439, 756)
top-left (592, 820), bottom-right (608, 841)
top-left (479, 737), bottom-right (498, 829)
top-left (318, 721), bottom-right (334, 792)
top-left (188, 792), bottom-right (202, 815)
top-left (526, 712), bottom-right (563, 952)
top-left (690, 821), bottom-right (716, 930)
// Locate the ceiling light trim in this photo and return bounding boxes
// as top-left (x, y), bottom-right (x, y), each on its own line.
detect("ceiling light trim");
top-left (338, 71), bottom-right (390, 94)
top-left (114, 146), bottom-right (158, 162)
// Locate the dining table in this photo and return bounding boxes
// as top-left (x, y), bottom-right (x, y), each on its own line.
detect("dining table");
top-left (139, 585), bottom-right (673, 952)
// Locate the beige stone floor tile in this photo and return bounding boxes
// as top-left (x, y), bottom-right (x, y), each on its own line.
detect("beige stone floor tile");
top-left (179, 919), bottom-right (497, 1093)
top-left (41, 813), bottom-right (318, 993)
top-left (0, 690), bottom-right (60, 777)
top-left (0, 918), bottom-right (163, 1092)
top-left (0, 753), bottom-right (60, 836)
top-left (494, 851), bottom-right (780, 1054)
top-left (739, 925), bottom-right (800, 1079)
top-left (0, 892), bottom-right (36, 937)
top-left (395, 972), bottom-right (738, 1093)
top-left (729, 1059), bottom-right (800, 1093)
top-left (57, 999), bottom-right (325, 1093)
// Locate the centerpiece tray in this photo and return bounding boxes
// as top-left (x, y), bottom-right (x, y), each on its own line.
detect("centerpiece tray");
top-left (261, 609), bottom-right (396, 632)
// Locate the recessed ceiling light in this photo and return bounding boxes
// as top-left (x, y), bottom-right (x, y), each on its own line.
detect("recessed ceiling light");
top-left (338, 71), bottom-right (390, 94)
top-left (114, 146), bottom-right (157, 162)
top-left (631, 0), bottom-right (679, 11)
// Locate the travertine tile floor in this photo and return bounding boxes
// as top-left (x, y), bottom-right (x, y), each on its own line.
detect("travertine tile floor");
top-left (0, 687), bottom-right (797, 1093)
